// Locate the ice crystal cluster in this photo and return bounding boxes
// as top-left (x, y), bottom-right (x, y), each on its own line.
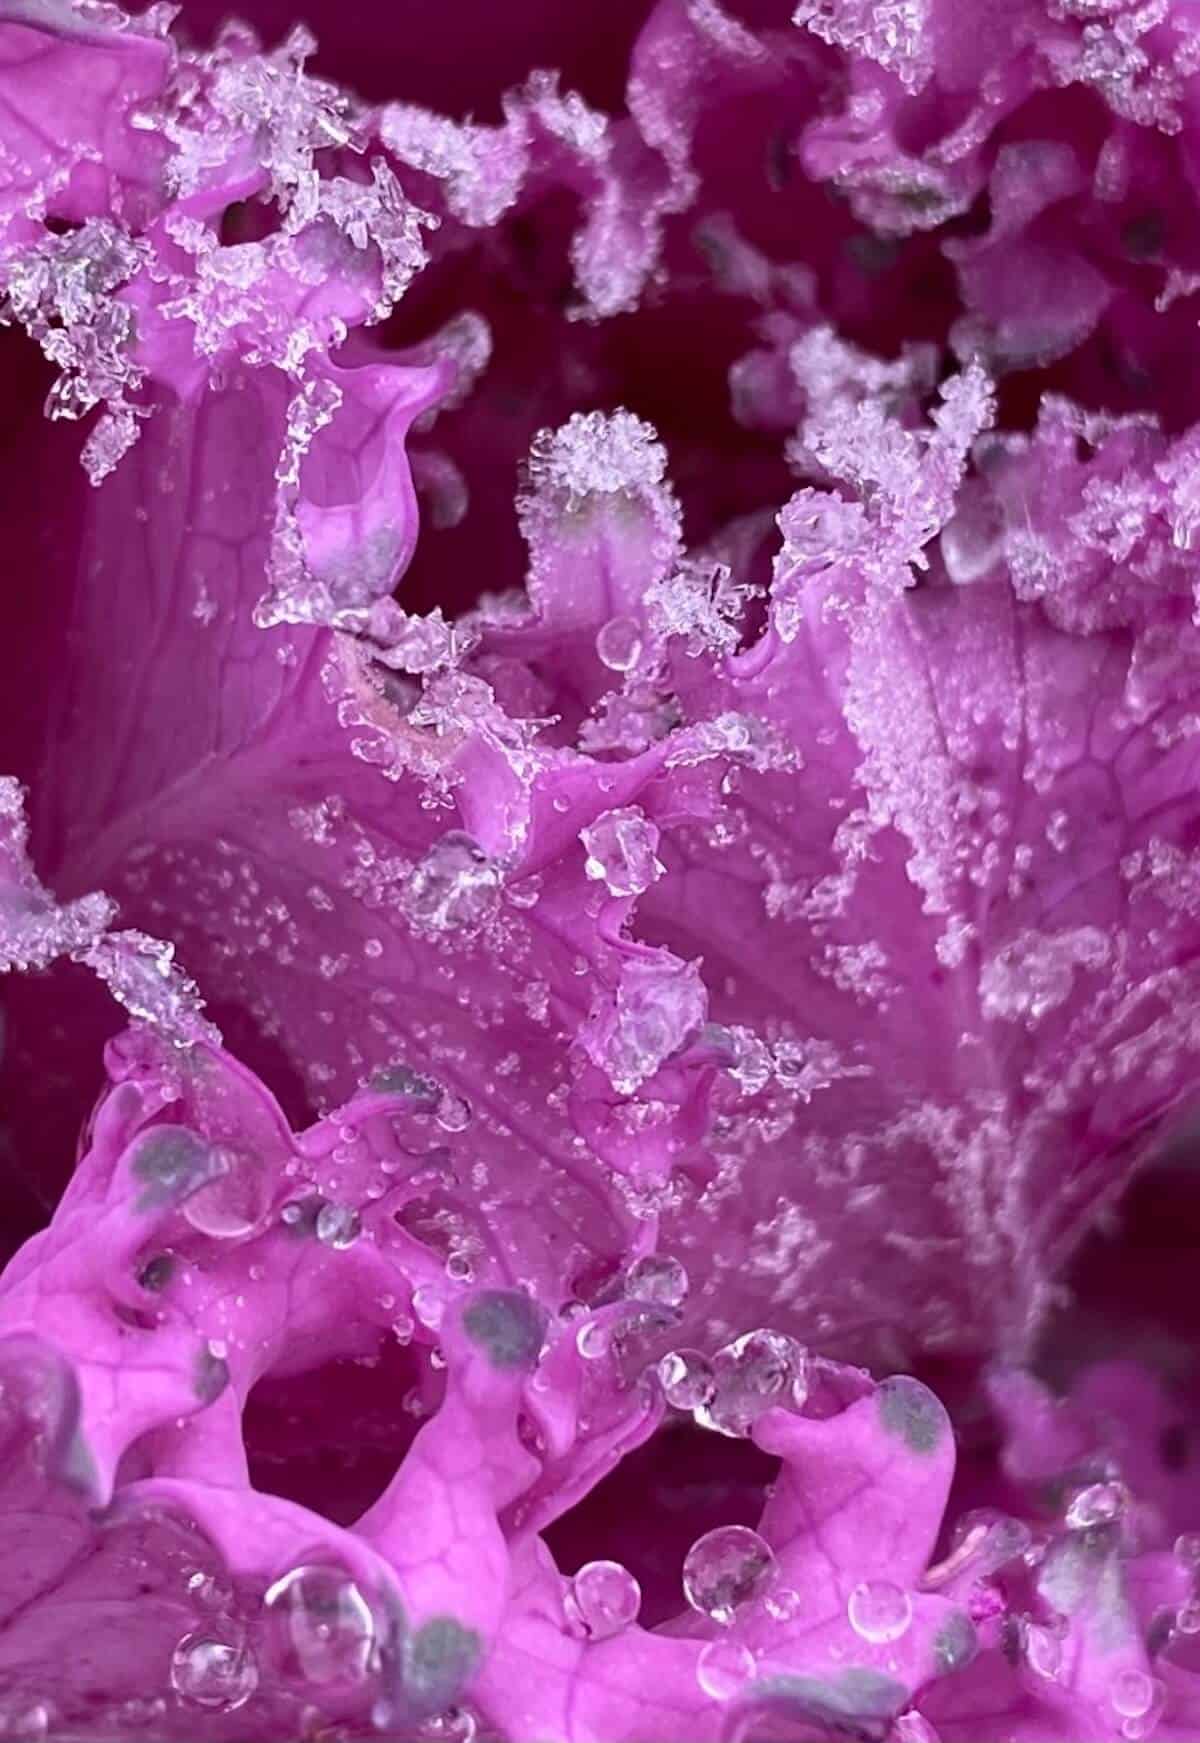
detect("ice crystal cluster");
top-left (5, 0), bottom-right (1200, 1737)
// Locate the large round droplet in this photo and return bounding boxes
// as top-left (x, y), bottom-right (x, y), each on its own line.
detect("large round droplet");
top-left (315, 1202), bottom-right (362, 1250)
top-left (181, 1148), bottom-right (266, 1240)
top-left (170, 1632), bottom-right (258, 1711)
top-left (696, 1637), bottom-right (754, 1702)
top-left (263, 1565), bottom-right (376, 1685)
top-left (625, 1254), bottom-right (688, 1308)
top-left (565, 1560), bottom-right (641, 1641)
top-left (846, 1579), bottom-right (912, 1644)
top-left (693, 1329), bottom-right (807, 1437)
top-left (657, 1348), bottom-right (714, 1411)
top-left (682, 1526), bottom-right (776, 1625)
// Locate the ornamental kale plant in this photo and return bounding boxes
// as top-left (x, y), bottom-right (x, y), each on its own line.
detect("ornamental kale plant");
top-left (6, 0), bottom-right (1200, 1737)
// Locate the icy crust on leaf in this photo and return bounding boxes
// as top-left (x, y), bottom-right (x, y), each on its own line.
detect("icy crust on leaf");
top-left (20, 215), bottom-right (1200, 1372)
top-left (0, 1027), bottom-right (988, 1740)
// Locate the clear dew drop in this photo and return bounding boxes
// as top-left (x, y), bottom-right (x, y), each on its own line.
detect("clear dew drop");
top-left (1023, 1621), bottom-right (1063, 1681)
top-left (1174, 1532), bottom-right (1200, 1569)
top-left (565, 1560), bottom-right (642, 1641)
top-left (263, 1565), bottom-right (376, 1685)
top-left (893, 1713), bottom-right (942, 1743)
top-left (1065, 1479), bottom-right (1128, 1531)
top-left (1, 1703), bottom-right (51, 1742)
top-left (315, 1202), bottom-right (362, 1250)
top-left (625, 1254), bottom-right (688, 1308)
top-left (405, 832), bottom-right (500, 931)
top-left (657, 1348), bottom-right (715, 1411)
top-left (169, 1633), bottom-right (258, 1711)
top-left (846, 1579), bottom-right (912, 1645)
top-left (693, 1328), bottom-right (807, 1438)
top-left (435, 1091), bottom-right (472, 1133)
top-left (595, 615), bottom-right (643, 673)
top-left (414, 1707), bottom-right (479, 1741)
top-left (1111, 1670), bottom-right (1156, 1720)
top-left (580, 807), bottom-right (664, 898)
top-left (180, 1149), bottom-right (265, 1240)
top-left (764, 1585), bottom-right (802, 1623)
top-left (696, 1637), bottom-right (755, 1702)
top-left (412, 1285), bottom-right (444, 1329)
top-left (682, 1526), bottom-right (776, 1626)
top-left (575, 1319), bottom-right (610, 1360)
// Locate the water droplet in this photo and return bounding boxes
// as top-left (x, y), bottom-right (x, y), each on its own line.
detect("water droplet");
top-left (893, 1714), bottom-right (941, 1743)
top-left (625, 1254), bottom-right (688, 1307)
top-left (263, 1565), bottom-right (376, 1685)
top-left (315, 1202), bottom-right (362, 1249)
top-left (435, 1092), bottom-right (471, 1133)
top-left (696, 1637), bottom-right (754, 1701)
top-left (1065, 1480), bottom-right (1128, 1531)
top-left (1174, 1532), bottom-right (1200, 1568)
top-left (565, 1561), bottom-right (641, 1641)
top-left (406, 833), bottom-right (500, 931)
top-left (412, 1285), bottom-right (444, 1329)
top-left (693, 1329), bottom-right (807, 1437)
top-left (847, 1580), bottom-right (912, 1644)
top-left (575, 1319), bottom-right (610, 1360)
top-left (1023, 1621), bottom-right (1062, 1680)
top-left (580, 807), bottom-right (664, 897)
top-left (1177, 1598), bottom-right (1200, 1634)
top-left (3, 1703), bottom-right (51, 1741)
top-left (764, 1586), bottom-right (802, 1622)
top-left (1111, 1670), bottom-right (1155, 1720)
top-left (445, 1252), bottom-right (474, 1284)
top-left (415, 1707), bottom-right (478, 1742)
top-left (657, 1348), bottom-right (715, 1410)
top-left (595, 615), bottom-right (643, 673)
top-left (180, 1148), bottom-right (266, 1240)
top-left (170, 1633), bottom-right (258, 1711)
top-left (682, 1526), bottom-right (776, 1626)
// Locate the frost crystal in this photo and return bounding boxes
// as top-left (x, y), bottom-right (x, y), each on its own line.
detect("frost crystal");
top-left (0, 222), bottom-right (150, 480)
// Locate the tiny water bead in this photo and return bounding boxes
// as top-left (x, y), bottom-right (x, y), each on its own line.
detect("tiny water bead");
top-left (315, 1201), bottom-right (362, 1249)
top-left (263, 1565), bottom-right (376, 1684)
top-left (847, 1579), bottom-right (913, 1645)
top-left (657, 1348), bottom-right (715, 1410)
top-left (682, 1526), bottom-right (776, 1625)
top-left (1065, 1479), bottom-right (1128, 1530)
top-left (565, 1560), bottom-right (642, 1640)
top-left (169, 1632), bottom-right (259, 1711)
top-left (595, 614), bottom-right (643, 673)
top-left (625, 1254), bottom-right (688, 1307)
